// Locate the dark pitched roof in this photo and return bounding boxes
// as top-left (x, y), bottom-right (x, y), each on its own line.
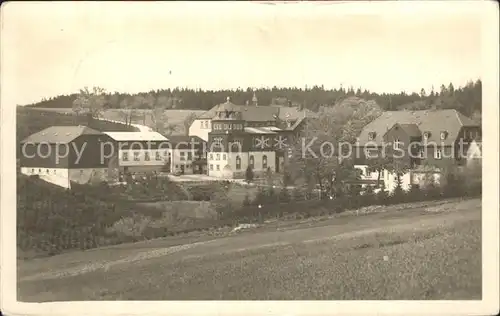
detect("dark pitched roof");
top-left (397, 123), bottom-right (422, 137)
top-left (357, 109), bottom-right (478, 146)
top-left (196, 101), bottom-right (316, 122)
top-left (21, 126), bottom-right (102, 144)
top-left (241, 106), bottom-right (279, 121)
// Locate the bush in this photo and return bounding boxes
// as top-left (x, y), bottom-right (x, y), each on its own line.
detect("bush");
top-left (407, 184), bottom-right (423, 202)
top-left (361, 185), bottom-right (376, 206)
top-left (291, 187), bottom-right (303, 201)
top-left (242, 194), bottom-right (251, 207)
top-left (253, 187), bottom-right (267, 206)
top-left (389, 174), bottom-right (406, 204)
top-left (442, 167), bottom-right (466, 198)
top-left (245, 166), bottom-right (254, 183)
top-left (278, 187), bottom-right (291, 203)
top-left (375, 183), bottom-right (389, 205)
top-left (282, 170), bottom-right (293, 187)
top-left (265, 186), bottom-right (278, 204)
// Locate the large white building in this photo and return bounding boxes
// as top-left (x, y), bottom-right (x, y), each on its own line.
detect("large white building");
top-left (188, 94), bottom-right (316, 179)
top-left (104, 132), bottom-right (170, 177)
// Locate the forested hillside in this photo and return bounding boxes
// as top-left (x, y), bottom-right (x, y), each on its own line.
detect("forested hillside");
top-left (25, 80), bottom-right (482, 122)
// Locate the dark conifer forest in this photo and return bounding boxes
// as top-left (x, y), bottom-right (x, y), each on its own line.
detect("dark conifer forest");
top-left (25, 80), bottom-right (482, 121)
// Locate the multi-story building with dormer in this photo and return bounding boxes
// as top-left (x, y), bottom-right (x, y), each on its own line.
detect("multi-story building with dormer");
top-left (189, 93), bottom-right (316, 179)
top-left (352, 109), bottom-right (481, 192)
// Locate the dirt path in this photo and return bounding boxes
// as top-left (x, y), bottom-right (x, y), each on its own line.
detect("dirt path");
top-left (19, 202), bottom-right (478, 283)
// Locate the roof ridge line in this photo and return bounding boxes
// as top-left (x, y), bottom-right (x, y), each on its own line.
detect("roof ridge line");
top-left (453, 109), bottom-right (464, 126)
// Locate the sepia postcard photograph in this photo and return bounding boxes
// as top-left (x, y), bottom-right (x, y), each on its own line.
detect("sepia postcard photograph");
top-left (1, 1), bottom-right (499, 316)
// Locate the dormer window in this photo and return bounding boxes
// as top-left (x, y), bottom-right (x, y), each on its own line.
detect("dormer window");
top-left (423, 132), bottom-right (431, 140)
top-left (435, 148), bottom-right (442, 160)
top-left (393, 138), bottom-right (402, 150)
top-left (368, 132), bottom-right (377, 141)
top-left (418, 149), bottom-right (425, 158)
top-left (440, 131), bottom-right (448, 140)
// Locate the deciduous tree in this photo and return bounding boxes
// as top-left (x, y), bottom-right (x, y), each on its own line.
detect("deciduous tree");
top-left (72, 86), bottom-right (106, 119)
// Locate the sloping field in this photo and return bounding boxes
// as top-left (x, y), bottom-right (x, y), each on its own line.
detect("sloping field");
top-left (29, 108), bottom-right (205, 135)
top-left (17, 198), bottom-right (481, 301)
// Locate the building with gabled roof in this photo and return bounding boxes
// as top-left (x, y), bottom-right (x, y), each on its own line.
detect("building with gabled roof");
top-left (188, 94), bottom-right (317, 179)
top-left (163, 135), bottom-right (207, 175)
top-left (352, 109), bottom-right (481, 193)
top-left (189, 94), bottom-right (317, 142)
top-left (19, 126), bottom-right (115, 189)
top-left (103, 131), bottom-right (170, 177)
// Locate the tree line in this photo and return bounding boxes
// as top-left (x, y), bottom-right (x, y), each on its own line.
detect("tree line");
top-left (26, 80), bottom-right (482, 120)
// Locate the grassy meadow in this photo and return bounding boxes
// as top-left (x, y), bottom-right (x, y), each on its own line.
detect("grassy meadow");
top-left (18, 198), bottom-right (481, 301)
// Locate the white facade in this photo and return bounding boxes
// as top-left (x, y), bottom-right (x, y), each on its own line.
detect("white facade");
top-left (169, 148), bottom-right (203, 174)
top-left (118, 148), bottom-right (169, 167)
top-left (354, 165), bottom-right (441, 193)
top-left (207, 151), bottom-right (276, 179)
top-left (466, 140), bottom-right (482, 167)
top-left (188, 119), bottom-right (212, 142)
top-left (21, 167), bottom-right (109, 189)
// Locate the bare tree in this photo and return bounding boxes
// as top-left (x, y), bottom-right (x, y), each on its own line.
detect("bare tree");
top-left (150, 106), bottom-right (177, 135)
top-left (183, 112), bottom-right (198, 136)
top-left (72, 86), bottom-right (107, 118)
top-left (289, 97), bottom-right (383, 195)
top-left (118, 96), bottom-right (141, 126)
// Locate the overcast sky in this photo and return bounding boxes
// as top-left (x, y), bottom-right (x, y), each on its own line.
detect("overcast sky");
top-left (1, 1), bottom-right (487, 107)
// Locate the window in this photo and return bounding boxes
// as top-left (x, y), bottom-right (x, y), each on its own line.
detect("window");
top-left (393, 139), bottom-right (402, 150)
top-left (53, 170), bottom-right (56, 174)
top-left (418, 149), bottom-right (425, 158)
top-left (175, 164), bottom-right (179, 169)
top-left (365, 147), bottom-right (378, 159)
top-left (122, 152), bottom-right (129, 161)
top-left (368, 132), bottom-right (376, 140)
top-left (38, 169), bottom-right (41, 173)
top-left (145, 152), bottom-right (150, 161)
top-left (423, 132), bottom-right (430, 140)
top-left (187, 152), bottom-right (192, 160)
top-left (358, 168), bottom-right (364, 176)
top-left (222, 154), bottom-right (226, 160)
top-left (200, 121), bottom-right (204, 128)
top-left (216, 165), bottom-right (220, 171)
top-left (31, 168), bottom-right (34, 173)
top-left (231, 140), bottom-right (242, 150)
top-left (210, 164), bottom-right (213, 170)
top-left (213, 137), bottom-right (223, 147)
top-left (46, 169), bottom-right (50, 174)
top-left (133, 152), bottom-right (140, 161)
top-left (155, 151), bottom-right (161, 161)
top-left (209, 153), bottom-right (213, 160)
top-left (223, 124), bottom-right (229, 130)
top-left (249, 155), bottom-right (255, 169)
top-left (440, 131), bottom-right (448, 140)
top-left (262, 155), bottom-right (268, 169)
top-left (180, 152), bottom-right (185, 161)
top-left (236, 156), bottom-right (241, 170)
top-left (435, 148), bottom-right (442, 159)
top-left (216, 153), bottom-right (220, 160)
